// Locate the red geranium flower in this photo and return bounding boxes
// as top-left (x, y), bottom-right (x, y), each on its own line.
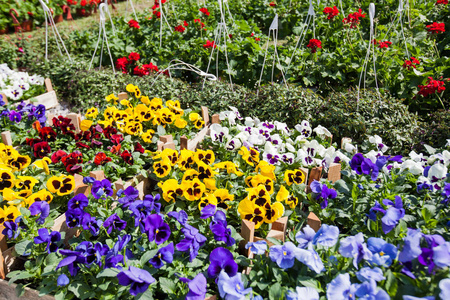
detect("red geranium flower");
top-left (128, 52), bottom-right (140, 61)
top-left (175, 25), bottom-right (186, 33)
top-left (378, 41), bottom-right (392, 49)
top-left (194, 19), bottom-right (205, 29)
top-left (80, 0), bottom-right (86, 6)
top-left (116, 57), bottom-right (129, 73)
top-left (436, 0), bottom-right (448, 5)
top-left (255, 37), bottom-right (260, 41)
top-left (121, 150), bottom-right (134, 165)
top-left (307, 39), bottom-right (322, 53)
top-left (143, 63), bottom-right (159, 73)
top-left (269, 2), bottom-right (276, 7)
top-left (403, 57), bottom-right (420, 70)
top-left (94, 152), bottom-right (112, 166)
top-left (39, 127), bottom-right (57, 142)
top-left (134, 66), bottom-right (150, 77)
top-left (128, 19), bottom-right (140, 29)
top-left (155, 0), bottom-right (166, 4)
top-left (153, 10), bottom-right (161, 18)
top-left (343, 9), bottom-right (366, 28)
top-left (203, 40), bottom-right (216, 48)
top-left (134, 142), bottom-right (145, 154)
top-left (426, 22), bottom-right (445, 34)
top-left (33, 141), bottom-right (51, 158)
top-left (51, 150), bottom-right (68, 164)
top-left (418, 77), bottom-right (447, 97)
top-left (199, 7), bottom-right (210, 16)
top-left (323, 6), bottom-right (339, 20)
top-left (184, 21), bottom-right (189, 27)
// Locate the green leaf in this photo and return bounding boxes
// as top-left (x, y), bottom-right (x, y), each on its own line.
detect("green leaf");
top-left (297, 276), bottom-right (323, 292)
top-left (266, 237), bottom-right (282, 246)
top-left (269, 282), bottom-right (282, 300)
top-left (136, 288), bottom-right (154, 300)
top-left (45, 252), bottom-right (60, 266)
top-left (14, 239), bottom-right (33, 256)
top-left (96, 268), bottom-right (120, 278)
top-left (159, 277), bottom-right (176, 294)
top-left (8, 271), bottom-right (33, 284)
top-left (385, 270), bottom-right (398, 297)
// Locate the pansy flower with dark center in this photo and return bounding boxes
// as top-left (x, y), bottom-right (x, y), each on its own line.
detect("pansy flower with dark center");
top-left (238, 199), bottom-right (266, 229)
top-left (263, 201), bottom-right (285, 223)
top-left (7, 154), bottom-right (31, 171)
top-left (9, 111), bottom-right (22, 123)
top-left (195, 149), bottom-right (215, 165)
top-left (149, 242), bottom-right (174, 269)
top-left (178, 149), bottom-right (195, 170)
top-left (158, 179), bottom-right (183, 202)
top-left (121, 150), bottom-right (134, 165)
top-left (2, 221), bottom-right (20, 239)
top-left (207, 247), bottom-right (238, 278)
top-left (238, 146), bottom-right (260, 166)
top-left (247, 174), bottom-right (274, 194)
top-left (26, 189), bottom-right (53, 205)
top-left (153, 157), bottom-right (171, 178)
top-left (247, 185), bottom-right (271, 207)
top-left (210, 210), bottom-right (235, 247)
top-left (143, 214), bottom-right (171, 245)
top-left (213, 189), bottom-right (234, 210)
top-left (134, 142), bottom-right (145, 154)
top-left (65, 208), bottom-right (89, 228)
top-left (39, 127), bottom-right (57, 142)
top-left (34, 228), bottom-right (61, 253)
top-left (47, 175), bottom-right (75, 196)
top-left (284, 169), bottom-right (306, 186)
top-left (0, 169), bottom-right (15, 191)
top-left (182, 178), bottom-right (205, 201)
top-left (103, 213), bottom-right (127, 234)
top-left (198, 195), bottom-right (218, 212)
top-left (68, 194), bottom-right (89, 210)
top-left (91, 179), bottom-right (114, 199)
top-left (15, 176), bottom-right (38, 191)
top-left (197, 161), bottom-right (215, 180)
top-left (182, 169), bottom-right (199, 182)
top-left (51, 150), bottom-right (68, 164)
top-left (33, 141), bottom-right (51, 158)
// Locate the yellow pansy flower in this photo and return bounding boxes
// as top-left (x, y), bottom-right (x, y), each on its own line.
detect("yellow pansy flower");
top-left (153, 157), bottom-right (172, 178)
top-left (238, 146), bottom-right (260, 166)
top-left (247, 174), bottom-right (274, 194)
top-left (150, 98), bottom-right (163, 111)
top-left (276, 185), bottom-right (289, 203)
top-left (238, 199), bottom-right (266, 229)
top-left (140, 96), bottom-right (150, 105)
top-left (213, 189), bottom-right (234, 210)
top-left (178, 150), bottom-right (195, 171)
top-left (7, 154), bottom-right (31, 171)
top-left (158, 179), bottom-right (183, 202)
top-left (182, 169), bottom-right (199, 182)
top-left (195, 149), bottom-right (215, 165)
top-left (182, 178), bottom-right (205, 201)
top-left (246, 185), bottom-right (271, 207)
top-left (25, 189), bottom-right (53, 206)
top-left (0, 169), bottom-right (15, 191)
top-left (198, 193), bottom-right (217, 211)
top-left (197, 161), bottom-right (216, 180)
top-left (15, 176), bottom-right (39, 190)
top-left (46, 175), bottom-right (75, 196)
top-left (256, 160), bottom-right (276, 181)
top-left (263, 202), bottom-right (285, 223)
top-left (126, 84), bottom-right (136, 93)
top-left (204, 178), bottom-right (217, 191)
top-left (85, 107), bottom-right (99, 119)
top-left (159, 107), bottom-right (175, 125)
top-left (141, 129), bottom-right (155, 143)
top-left (105, 93), bottom-right (119, 104)
top-left (80, 119), bottom-right (93, 132)
top-left (174, 117), bottom-right (187, 129)
top-left (153, 148), bottom-right (179, 166)
top-left (285, 195), bottom-right (299, 209)
top-left (284, 169), bottom-right (307, 186)
top-left (0, 205), bottom-right (21, 224)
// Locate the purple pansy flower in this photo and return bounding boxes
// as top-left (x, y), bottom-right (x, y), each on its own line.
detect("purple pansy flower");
top-left (207, 247), bottom-right (238, 278)
top-left (34, 228), bottom-right (61, 253)
top-left (91, 179), bottom-right (114, 199)
top-left (143, 214), bottom-right (171, 245)
top-left (103, 213), bottom-right (127, 234)
top-left (29, 201), bottom-right (50, 224)
top-left (149, 242), bottom-right (174, 269)
top-left (117, 266), bottom-right (155, 296)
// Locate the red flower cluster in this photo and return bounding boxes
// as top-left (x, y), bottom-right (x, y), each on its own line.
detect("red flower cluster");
top-left (203, 40), bottom-right (216, 49)
top-left (128, 19), bottom-right (140, 29)
top-left (33, 141), bottom-right (51, 159)
top-left (373, 40), bottom-right (392, 49)
top-left (67, 0), bottom-right (78, 5)
top-left (426, 22), bottom-right (445, 34)
top-left (403, 57), bottom-right (420, 70)
top-left (39, 127), bottom-right (57, 142)
top-left (115, 53), bottom-right (159, 76)
top-left (343, 9), bottom-right (366, 28)
top-left (269, 2), bottom-right (276, 7)
top-left (436, 0), bottom-right (448, 5)
top-left (175, 25), bottom-right (186, 33)
top-left (255, 37), bottom-right (260, 41)
top-left (323, 6), bottom-right (339, 20)
top-left (199, 8), bottom-right (210, 16)
top-left (418, 77), bottom-right (447, 97)
top-left (307, 39), bottom-right (322, 53)
top-left (61, 151), bottom-right (83, 174)
top-left (94, 152), bottom-right (112, 166)
top-left (53, 116), bottom-right (76, 138)
top-left (194, 19), bottom-right (206, 30)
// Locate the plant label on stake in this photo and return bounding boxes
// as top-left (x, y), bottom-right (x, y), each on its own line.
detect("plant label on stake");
top-left (39, 0), bottom-right (72, 62)
top-left (357, 3), bottom-right (380, 108)
top-left (89, 3), bottom-right (116, 74)
top-left (257, 14), bottom-right (288, 96)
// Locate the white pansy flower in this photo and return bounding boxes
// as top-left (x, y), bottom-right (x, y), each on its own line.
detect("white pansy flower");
top-left (235, 131), bottom-right (250, 143)
top-left (297, 149), bottom-right (315, 166)
top-left (427, 164), bottom-right (447, 181)
top-left (274, 121), bottom-right (291, 136)
top-left (244, 117), bottom-right (254, 127)
top-left (280, 152), bottom-right (295, 165)
top-left (313, 125), bottom-right (332, 138)
top-left (400, 160), bottom-right (424, 175)
top-left (424, 144), bottom-right (436, 155)
top-left (229, 106), bottom-right (243, 120)
top-left (5, 87), bottom-right (23, 100)
top-left (334, 151), bottom-right (350, 164)
top-left (210, 124), bottom-right (230, 144)
top-left (226, 138), bottom-right (242, 151)
top-left (263, 142), bottom-right (281, 165)
top-left (285, 142), bottom-right (296, 153)
top-left (248, 133), bottom-right (265, 146)
top-left (409, 151), bottom-right (426, 162)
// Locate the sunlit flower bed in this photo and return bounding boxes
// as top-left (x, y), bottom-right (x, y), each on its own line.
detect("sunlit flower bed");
top-left (1, 91), bottom-right (450, 299)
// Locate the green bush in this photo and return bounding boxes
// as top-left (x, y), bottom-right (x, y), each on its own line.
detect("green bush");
top-left (26, 58), bottom-right (425, 155)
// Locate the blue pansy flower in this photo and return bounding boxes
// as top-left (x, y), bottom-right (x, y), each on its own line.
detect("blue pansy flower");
top-left (339, 233), bottom-right (372, 269)
top-left (149, 242), bottom-right (174, 269)
top-left (295, 225), bottom-right (315, 249)
top-left (103, 213), bottom-right (127, 235)
top-left (143, 214), bottom-right (171, 245)
top-left (117, 186), bottom-right (139, 208)
top-left (296, 247), bottom-right (325, 274)
top-left (269, 241), bottom-right (299, 269)
top-left (2, 221), bottom-right (20, 239)
top-left (381, 196), bottom-right (405, 234)
top-left (399, 229), bottom-right (423, 263)
top-left (218, 271), bottom-right (252, 300)
top-left (29, 201), bottom-right (50, 224)
top-left (313, 224), bottom-right (339, 247)
top-left (326, 273), bottom-right (358, 300)
top-left (355, 279), bottom-right (390, 300)
top-left (356, 267), bottom-right (385, 282)
top-left (245, 240), bottom-right (267, 255)
top-left (367, 237), bottom-right (398, 267)
top-left (34, 228), bottom-right (61, 253)
top-left (91, 179), bottom-right (114, 199)
top-left (440, 278), bottom-right (450, 300)
top-left (210, 210), bottom-right (235, 247)
top-left (180, 273), bottom-right (207, 300)
top-left (57, 274), bottom-right (70, 286)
